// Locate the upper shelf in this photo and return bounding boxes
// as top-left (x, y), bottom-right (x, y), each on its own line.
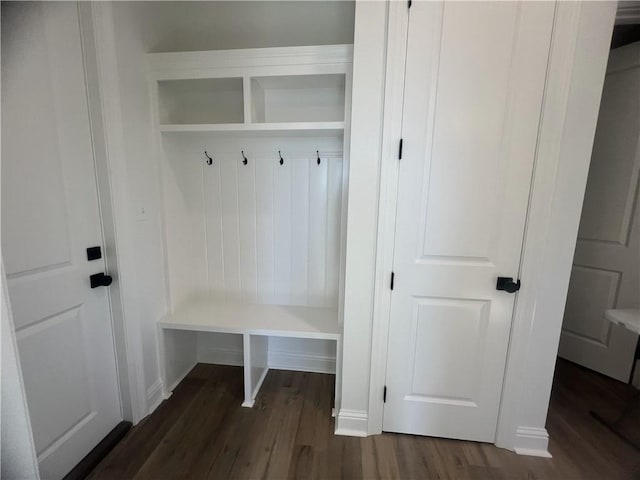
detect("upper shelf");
top-left (159, 121), bottom-right (345, 134)
top-left (150, 45), bottom-right (352, 132)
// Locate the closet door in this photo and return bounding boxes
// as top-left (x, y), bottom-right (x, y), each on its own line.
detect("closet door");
top-left (383, 2), bottom-right (554, 441)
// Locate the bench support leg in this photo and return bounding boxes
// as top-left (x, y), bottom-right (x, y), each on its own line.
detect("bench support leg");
top-left (242, 334), bottom-right (269, 407)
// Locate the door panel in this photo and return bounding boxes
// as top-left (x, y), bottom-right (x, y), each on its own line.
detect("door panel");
top-left (383, 2), bottom-right (555, 441)
top-left (558, 42), bottom-right (640, 381)
top-left (1, 3), bottom-right (121, 478)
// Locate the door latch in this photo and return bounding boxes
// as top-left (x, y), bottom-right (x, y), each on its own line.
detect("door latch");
top-left (496, 277), bottom-right (521, 293)
top-left (90, 273), bottom-right (113, 288)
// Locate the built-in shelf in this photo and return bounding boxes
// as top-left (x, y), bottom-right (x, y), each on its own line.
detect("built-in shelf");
top-left (159, 298), bottom-right (341, 340)
top-left (251, 74), bottom-right (346, 123)
top-left (157, 77), bottom-right (244, 125)
top-left (159, 121), bottom-right (345, 134)
top-left (152, 45), bottom-right (351, 410)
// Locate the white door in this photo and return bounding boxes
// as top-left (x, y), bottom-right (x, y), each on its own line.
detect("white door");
top-left (1, 3), bottom-right (122, 478)
top-left (558, 42), bottom-right (640, 382)
top-left (383, 2), bottom-right (554, 442)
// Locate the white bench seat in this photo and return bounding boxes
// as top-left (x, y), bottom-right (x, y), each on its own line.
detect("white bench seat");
top-left (158, 297), bottom-right (342, 409)
top-left (159, 298), bottom-right (340, 340)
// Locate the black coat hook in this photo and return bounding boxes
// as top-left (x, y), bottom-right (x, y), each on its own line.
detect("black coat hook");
top-left (279, 150), bottom-right (284, 166)
top-left (241, 150), bottom-right (248, 165)
top-left (317, 150), bottom-right (321, 165)
top-left (204, 150), bottom-right (213, 166)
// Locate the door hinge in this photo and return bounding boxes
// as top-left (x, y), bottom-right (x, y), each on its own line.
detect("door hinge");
top-left (390, 272), bottom-right (395, 290)
top-left (398, 138), bottom-right (403, 160)
top-left (383, 385), bottom-right (387, 403)
top-left (408, 0), bottom-right (412, 9)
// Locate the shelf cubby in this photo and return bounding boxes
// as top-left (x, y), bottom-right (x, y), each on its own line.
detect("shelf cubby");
top-left (157, 77), bottom-right (244, 125)
top-left (250, 74), bottom-right (346, 124)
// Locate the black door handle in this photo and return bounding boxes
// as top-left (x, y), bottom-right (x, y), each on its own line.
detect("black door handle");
top-left (90, 273), bottom-right (113, 288)
top-left (496, 277), bottom-right (521, 293)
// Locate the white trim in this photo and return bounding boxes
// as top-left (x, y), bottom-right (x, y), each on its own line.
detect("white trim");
top-left (496, 0), bottom-right (616, 453)
top-left (495, 1), bottom-right (582, 452)
top-left (513, 427), bottom-right (552, 458)
top-left (366, 0), bottom-right (408, 436)
top-left (85, 2), bottom-right (148, 422)
top-left (77, 1), bottom-right (134, 423)
top-left (339, 0), bottom-right (389, 439)
top-left (335, 410), bottom-right (369, 437)
top-left (195, 345), bottom-right (337, 374)
top-left (146, 379), bottom-right (164, 414)
top-left (167, 361), bottom-right (198, 395)
top-left (268, 351), bottom-right (336, 374)
top-left (367, 0), bottom-right (617, 455)
top-left (198, 347), bottom-right (244, 367)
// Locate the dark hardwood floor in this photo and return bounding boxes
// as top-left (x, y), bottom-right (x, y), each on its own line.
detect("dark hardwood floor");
top-left (90, 359), bottom-right (640, 479)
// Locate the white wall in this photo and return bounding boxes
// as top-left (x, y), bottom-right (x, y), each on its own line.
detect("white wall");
top-left (120, 1), bottom-right (354, 53)
top-left (106, 0), bottom-right (355, 415)
top-left (108, 4), bottom-right (169, 412)
top-left (336, 1), bottom-right (388, 435)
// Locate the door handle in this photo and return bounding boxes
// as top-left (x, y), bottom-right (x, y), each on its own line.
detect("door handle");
top-left (90, 273), bottom-right (113, 288)
top-left (496, 277), bottom-right (521, 293)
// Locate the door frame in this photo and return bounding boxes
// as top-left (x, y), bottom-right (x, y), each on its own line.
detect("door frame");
top-left (76, 2), bottom-right (147, 423)
top-left (367, 0), bottom-right (617, 456)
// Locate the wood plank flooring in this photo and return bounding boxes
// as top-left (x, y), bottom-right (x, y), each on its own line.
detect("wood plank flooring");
top-left (90, 359), bottom-right (640, 479)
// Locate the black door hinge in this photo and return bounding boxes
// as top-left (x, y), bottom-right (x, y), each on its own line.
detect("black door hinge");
top-left (398, 138), bottom-right (403, 159)
top-left (383, 385), bottom-right (387, 403)
top-left (390, 272), bottom-right (395, 290)
top-left (408, 0), bottom-right (412, 9)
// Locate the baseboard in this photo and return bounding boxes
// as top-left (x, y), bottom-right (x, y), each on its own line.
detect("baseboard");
top-left (198, 345), bottom-right (336, 374)
top-left (335, 409), bottom-right (368, 437)
top-left (167, 361), bottom-right (198, 394)
top-left (197, 347), bottom-right (243, 366)
top-left (513, 427), bottom-right (551, 457)
top-left (269, 350), bottom-right (336, 374)
top-left (146, 379), bottom-right (164, 414)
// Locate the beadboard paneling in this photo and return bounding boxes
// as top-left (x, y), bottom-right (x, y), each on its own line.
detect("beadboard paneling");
top-left (161, 133), bottom-right (343, 309)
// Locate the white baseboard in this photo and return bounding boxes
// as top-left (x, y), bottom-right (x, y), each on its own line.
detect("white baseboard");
top-left (197, 345), bottom-right (336, 374)
top-left (335, 409), bottom-right (368, 437)
top-left (268, 350), bottom-right (336, 374)
top-left (513, 427), bottom-right (551, 457)
top-left (146, 379), bottom-right (164, 414)
top-left (167, 361), bottom-right (198, 394)
top-left (198, 347), bottom-right (243, 366)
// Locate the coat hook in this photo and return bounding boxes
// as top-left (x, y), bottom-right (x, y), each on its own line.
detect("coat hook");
top-left (204, 150), bottom-right (213, 166)
top-left (241, 150), bottom-right (248, 165)
top-left (317, 150), bottom-right (321, 166)
top-left (279, 150), bottom-right (284, 166)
